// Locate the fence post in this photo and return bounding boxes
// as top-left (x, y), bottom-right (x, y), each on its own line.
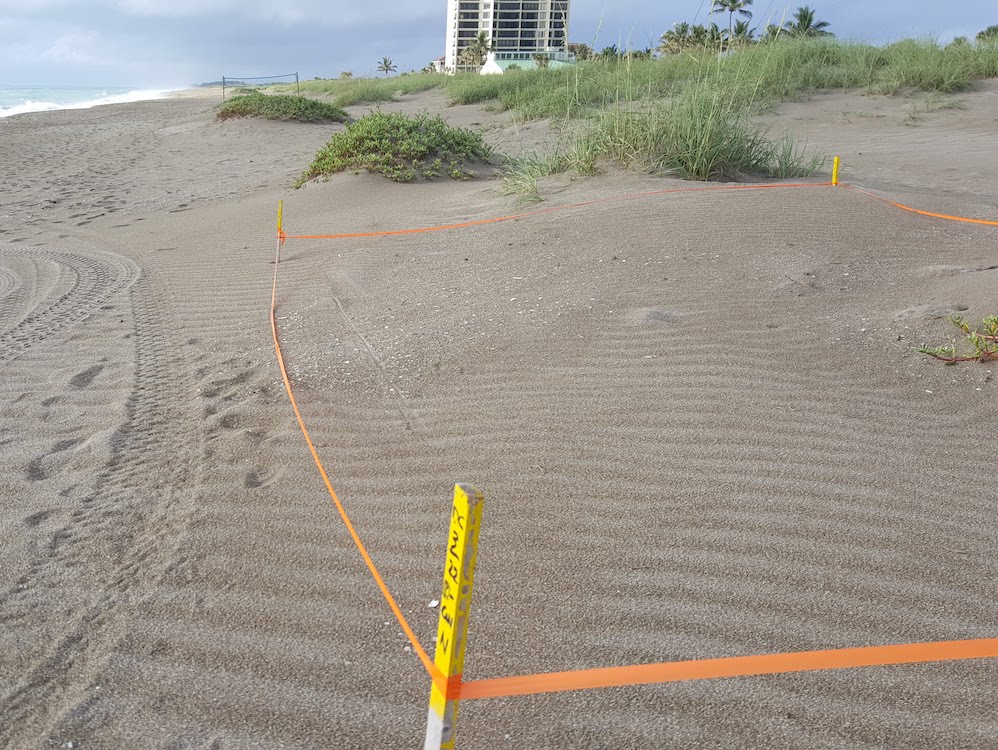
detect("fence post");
top-left (296, 72), bottom-right (300, 95)
top-left (222, 76), bottom-right (226, 100)
top-left (424, 484), bottom-right (484, 750)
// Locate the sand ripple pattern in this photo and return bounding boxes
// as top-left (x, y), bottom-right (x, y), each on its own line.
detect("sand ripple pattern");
top-left (0, 245), bottom-right (140, 361)
top-left (2, 175), bottom-right (995, 748)
top-left (256, 186), bottom-right (996, 748)
top-left (0, 264), bottom-right (20, 297)
top-left (0, 260), bottom-right (202, 747)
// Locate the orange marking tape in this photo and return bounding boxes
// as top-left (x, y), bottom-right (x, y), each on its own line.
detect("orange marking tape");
top-left (844, 183), bottom-right (998, 227)
top-left (271, 181), bottom-right (997, 704)
top-left (269, 232), bottom-right (444, 689)
top-left (453, 638), bottom-right (998, 700)
top-left (282, 182), bottom-right (832, 241)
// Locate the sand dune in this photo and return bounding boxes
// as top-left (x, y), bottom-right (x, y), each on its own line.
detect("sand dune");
top-left (0, 87), bottom-right (995, 749)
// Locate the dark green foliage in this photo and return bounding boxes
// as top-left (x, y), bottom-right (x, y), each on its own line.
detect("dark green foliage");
top-left (783, 6), bottom-right (832, 38)
top-left (295, 112), bottom-right (492, 186)
top-left (977, 25), bottom-right (998, 43)
top-left (217, 93), bottom-right (348, 123)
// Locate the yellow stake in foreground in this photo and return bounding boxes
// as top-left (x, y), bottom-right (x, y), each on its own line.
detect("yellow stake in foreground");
top-left (832, 156), bottom-right (841, 186)
top-left (424, 484), bottom-right (484, 750)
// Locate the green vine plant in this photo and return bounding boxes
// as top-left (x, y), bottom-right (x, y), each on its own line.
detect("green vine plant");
top-left (919, 315), bottom-right (998, 363)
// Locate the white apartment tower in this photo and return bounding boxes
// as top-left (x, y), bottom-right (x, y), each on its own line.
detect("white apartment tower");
top-left (444, 0), bottom-right (570, 72)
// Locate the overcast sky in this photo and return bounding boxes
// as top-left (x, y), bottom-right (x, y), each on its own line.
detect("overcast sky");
top-left (0, 1), bottom-right (993, 88)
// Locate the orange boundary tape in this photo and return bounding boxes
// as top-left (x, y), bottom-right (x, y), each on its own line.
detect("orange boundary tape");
top-left (842, 183), bottom-right (998, 227)
top-left (271, 181), bottom-right (997, 702)
top-left (281, 181), bottom-right (831, 241)
top-left (454, 639), bottom-right (998, 700)
top-left (270, 234), bottom-right (446, 690)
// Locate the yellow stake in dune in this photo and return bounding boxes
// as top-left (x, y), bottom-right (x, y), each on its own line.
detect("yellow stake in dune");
top-left (424, 484), bottom-right (483, 750)
top-left (832, 156), bottom-right (841, 187)
top-left (276, 200), bottom-right (284, 261)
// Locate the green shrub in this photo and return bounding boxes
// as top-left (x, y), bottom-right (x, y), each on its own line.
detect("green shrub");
top-left (217, 93), bottom-right (348, 123)
top-left (295, 112), bottom-right (493, 186)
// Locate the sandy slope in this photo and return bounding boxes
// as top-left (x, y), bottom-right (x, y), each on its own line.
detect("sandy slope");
top-left (0, 85), bottom-right (995, 749)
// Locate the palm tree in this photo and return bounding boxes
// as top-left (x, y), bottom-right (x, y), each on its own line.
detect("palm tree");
top-left (599, 44), bottom-right (622, 61)
top-left (784, 6), bottom-right (832, 38)
top-left (692, 23), bottom-right (724, 50)
top-left (459, 31), bottom-right (491, 68)
top-left (659, 22), bottom-right (693, 55)
top-left (713, 0), bottom-right (753, 47)
top-left (568, 42), bottom-right (594, 61)
top-left (729, 19), bottom-right (756, 47)
top-left (761, 24), bottom-right (783, 43)
top-left (376, 57), bottom-right (397, 76)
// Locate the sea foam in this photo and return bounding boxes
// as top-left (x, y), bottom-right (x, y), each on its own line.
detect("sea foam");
top-left (0, 88), bottom-right (176, 119)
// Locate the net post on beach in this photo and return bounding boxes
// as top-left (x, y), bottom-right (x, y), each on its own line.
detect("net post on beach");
top-left (221, 72), bottom-right (300, 99)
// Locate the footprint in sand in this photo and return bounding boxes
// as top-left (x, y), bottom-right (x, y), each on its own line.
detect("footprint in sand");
top-left (69, 364), bottom-right (104, 389)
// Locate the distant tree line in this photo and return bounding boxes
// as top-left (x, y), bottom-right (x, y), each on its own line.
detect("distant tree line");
top-left (659, 3), bottom-right (832, 55)
top-left (412, 5), bottom-right (997, 75)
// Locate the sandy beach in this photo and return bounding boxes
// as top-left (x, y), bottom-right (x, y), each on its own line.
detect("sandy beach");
top-left (1, 83), bottom-right (996, 749)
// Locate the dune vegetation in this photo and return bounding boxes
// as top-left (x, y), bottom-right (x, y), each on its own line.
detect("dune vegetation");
top-left (294, 112), bottom-right (492, 186)
top-left (216, 93), bottom-right (348, 123)
top-left (280, 36), bottom-right (997, 190)
top-left (286, 38), bottom-right (998, 116)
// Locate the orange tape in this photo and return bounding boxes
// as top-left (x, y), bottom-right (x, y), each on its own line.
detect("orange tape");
top-left (282, 182), bottom-right (832, 241)
top-left (271, 180), bottom-right (997, 704)
top-left (843, 184), bottom-right (998, 226)
top-left (270, 234), bottom-right (444, 688)
top-left (453, 638), bottom-right (998, 700)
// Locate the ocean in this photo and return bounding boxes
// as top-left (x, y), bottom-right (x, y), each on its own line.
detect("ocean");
top-left (0, 86), bottom-right (176, 119)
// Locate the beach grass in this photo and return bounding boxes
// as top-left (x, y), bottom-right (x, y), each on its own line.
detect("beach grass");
top-left (288, 38), bottom-right (996, 190)
top-left (216, 93), bottom-right (348, 123)
top-left (288, 74), bottom-right (444, 107)
top-left (285, 39), bottom-right (998, 116)
top-left (295, 111), bottom-right (492, 186)
top-left (447, 38), bottom-right (998, 120)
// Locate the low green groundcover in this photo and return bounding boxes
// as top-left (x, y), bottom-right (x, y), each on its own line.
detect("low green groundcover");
top-left (217, 93), bottom-right (347, 123)
top-left (295, 111), bottom-right (492, 185)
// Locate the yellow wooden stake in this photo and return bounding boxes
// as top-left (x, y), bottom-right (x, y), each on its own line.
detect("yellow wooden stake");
top-left (276, 200), bottom-right (284, 261)
top-left (424, 484), bottom-right (484, 750)
top-left (832, 156), bottom-right (841, 186)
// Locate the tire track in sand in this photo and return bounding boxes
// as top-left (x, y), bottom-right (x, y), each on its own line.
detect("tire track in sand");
top-left (0, 245), bottom-right (139, 361)
top-left (0, 266), bottom-right (204, 748)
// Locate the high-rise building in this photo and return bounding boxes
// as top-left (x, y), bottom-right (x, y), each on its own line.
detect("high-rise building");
top-left (444, 1), bottom-right (570, 73)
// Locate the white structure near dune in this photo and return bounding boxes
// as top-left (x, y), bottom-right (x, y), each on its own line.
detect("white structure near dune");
top-left (444, 0), bottom-right (572, 74)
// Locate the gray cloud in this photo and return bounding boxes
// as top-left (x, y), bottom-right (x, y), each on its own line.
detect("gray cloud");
top-left (0, 1), bottom-right (993, 87)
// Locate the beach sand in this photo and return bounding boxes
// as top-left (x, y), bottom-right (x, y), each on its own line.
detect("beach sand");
top-left (0, 84), bottom-right (996, 749)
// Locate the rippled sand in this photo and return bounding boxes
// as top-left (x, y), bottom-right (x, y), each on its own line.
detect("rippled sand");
top-left (1, 85), bottom-right (996, 749)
